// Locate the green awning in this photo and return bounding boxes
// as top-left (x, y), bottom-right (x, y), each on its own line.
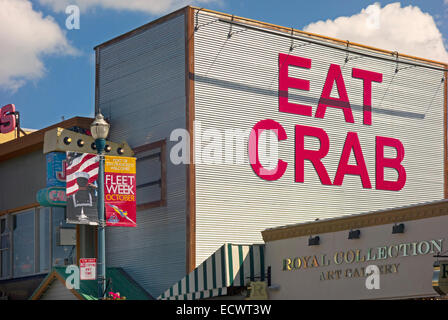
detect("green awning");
top-left (30, 267), bottom-right (153, 300)
top-left (158, 243), bottom-right (265, 300)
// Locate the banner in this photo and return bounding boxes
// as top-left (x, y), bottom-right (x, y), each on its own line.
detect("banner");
top-left (65, 152), bottom-right (100, 225)
top-left (105, 156), bottom-right (137, 227)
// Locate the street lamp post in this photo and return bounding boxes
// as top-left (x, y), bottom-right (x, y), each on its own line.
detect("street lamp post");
top-left (90, 113), bottom-right (110, 299)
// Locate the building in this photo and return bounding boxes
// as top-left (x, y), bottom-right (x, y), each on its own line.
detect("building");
top-left (0, 116), bottom-right (152, 300)
top-left (1, 5), bottom-right (446, 300)
top-left (94, 6), bottom-right (447, 298)
top-left (0, 117), bottom-right (92, 299)
top-left (159, 199), bottom-right (448, 300)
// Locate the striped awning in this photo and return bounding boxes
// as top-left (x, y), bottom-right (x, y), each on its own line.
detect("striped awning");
top-left (158, 243), bottom-right (265, 300)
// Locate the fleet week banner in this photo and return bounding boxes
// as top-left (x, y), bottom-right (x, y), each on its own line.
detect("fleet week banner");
top-left (65, 152), bottom-right (100, 225)
top-left (104, 156), bottom-right (136, 227)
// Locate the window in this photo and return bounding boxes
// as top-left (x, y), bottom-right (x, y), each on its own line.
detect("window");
top-left (0, 207), bottom-right (76, 280)
top-left (134, 140), bottom-right (167, 210)
top-left (0, 216), bottom-right (11, 279)
top-left (13, 210), bottom-right (35, 277)
top-left (52, 207), bottom-right (76, 267)
top-left (38, 208), bottom-right (50, 273)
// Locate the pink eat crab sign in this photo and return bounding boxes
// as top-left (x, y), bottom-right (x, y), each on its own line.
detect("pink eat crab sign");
top-left (249, 53), bottom-right (406, 192)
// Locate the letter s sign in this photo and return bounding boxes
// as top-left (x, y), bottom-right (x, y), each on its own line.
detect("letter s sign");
top-left (0, 104), bottom-right (16, 134)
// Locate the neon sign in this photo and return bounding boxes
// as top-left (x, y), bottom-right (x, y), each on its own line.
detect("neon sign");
top-left (36, 186), bottom-right (66, 207)
top-left (0, 104), bottom-right (16, 134)
top-left (46, 152), bottom-right (67, 187)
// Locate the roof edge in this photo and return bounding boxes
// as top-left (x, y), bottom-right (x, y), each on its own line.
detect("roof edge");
top-left (0, 116), bottom-right (93, 163)
top-left (189, 6), bottom-right (447, 68)
top-left (29, 269), bottom-right (84, 300)
top-left (93, 6), bottom-right (447, 68)
top-left (94, 6), bottom-right (189, 50)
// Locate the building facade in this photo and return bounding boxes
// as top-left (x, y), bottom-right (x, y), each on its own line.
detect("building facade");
top-left (94, 6), bottom-right (447, 298)
top-left (0, 117), bottom-right (95, 300)
top-left (1, 5), bottom-right (446, 300)
top-left (262, 200), bottom-right (448, 300)
top-left (159, 200), bottom-right (448, 300)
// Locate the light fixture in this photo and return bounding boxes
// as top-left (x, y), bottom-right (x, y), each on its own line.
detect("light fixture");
top-left (117, 147), bottom-right (124, 155)
top-left (348, 229), bottom-right (361, 239)
top-left (63, 137), bottom-right (72, 145)
top-left (90, 113), bottom-right (110, 140)
top-left (308, 236), bottom-right (320, 246)
top-left (105, 145), bottom-right (112, 152)
top-left (91, 142), bottom-right (97, 150)
top-left (77, 139), bottom-right (85, 147)
top-left (392, 223), bottom-right (405, 234)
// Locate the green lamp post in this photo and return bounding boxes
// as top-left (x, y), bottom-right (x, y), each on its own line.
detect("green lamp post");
top-left (90, 113), bottom-right (110, 299)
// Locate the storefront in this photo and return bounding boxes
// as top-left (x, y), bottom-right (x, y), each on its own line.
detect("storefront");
top-left (263, 200), bottom-right (448, 299)
top-left (157, 200), bottom-right (448, 300)
top-left (0, 117), bottom-right (94, 299)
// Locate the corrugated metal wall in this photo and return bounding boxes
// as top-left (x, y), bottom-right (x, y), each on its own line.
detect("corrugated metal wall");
top-left (193, 11), bottom-right (446, 266)
top-left (97, 13), bottom-right (187, 297)
top-left (0, 151), bottom-right (45, 210)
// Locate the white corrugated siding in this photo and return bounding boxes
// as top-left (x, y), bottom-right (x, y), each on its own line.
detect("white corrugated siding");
top-left (97, 13), bottom-right (187, 297)
top-left (193, 11), bottom-right (445, 266)
top-left (0, 151), bottom-right (46, 210)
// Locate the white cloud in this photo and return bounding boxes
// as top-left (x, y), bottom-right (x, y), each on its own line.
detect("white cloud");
top-left (303, 2), bottom-right (448, 64)
top-left (0, 0), bottom-right (77, 92)
top-left (39, 0), bottom-right (217, 14)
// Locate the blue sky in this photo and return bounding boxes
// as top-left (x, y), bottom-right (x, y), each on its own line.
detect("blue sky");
top-left (0, 0), bottom-right (447, 130)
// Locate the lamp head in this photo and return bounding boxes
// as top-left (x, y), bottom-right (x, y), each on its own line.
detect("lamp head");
top-left (90, 113), bottom-right (110, 140)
